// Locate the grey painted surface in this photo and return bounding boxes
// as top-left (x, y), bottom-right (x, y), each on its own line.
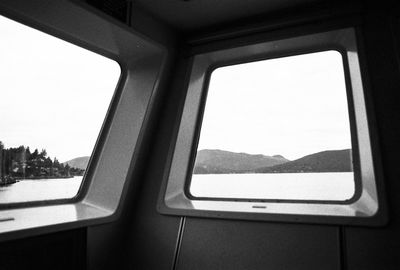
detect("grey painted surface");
top-left (86, 5), bottom-right (182, 270)
top-left (120, 4), bottom-right (400, 270)
top-left (177, 218), bottom-right (340, 270)
top-left (134, 0), bottom-right (329, 31)
top-left (123, 56), bottom-right (194, 270)
top-left (345, 11), bottom-right (400, 270)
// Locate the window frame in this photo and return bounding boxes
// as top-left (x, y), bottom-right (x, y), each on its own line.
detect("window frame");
top-left (158, 27), bottom-right (387, 226)
top-left (0, 12), bottom-right (122, 208)
top-left (0, 0), bottom-right (166, 238)
top-left (185, 49), bottom-right (361, 204)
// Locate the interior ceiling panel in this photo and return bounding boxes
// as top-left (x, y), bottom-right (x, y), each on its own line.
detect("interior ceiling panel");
top-left (133, 0), bottom-right (329, 31)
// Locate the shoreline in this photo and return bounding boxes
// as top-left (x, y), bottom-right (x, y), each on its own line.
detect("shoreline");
top-left (16, 175), bottom-right (82, 180)
top-left (0, 175), bottom-right (83, 187)
top-left (193, 171), bottom-right (353, 175)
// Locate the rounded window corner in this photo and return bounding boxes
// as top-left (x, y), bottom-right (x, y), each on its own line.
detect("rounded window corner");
top-left (159, 27), bottom-right (385, 226)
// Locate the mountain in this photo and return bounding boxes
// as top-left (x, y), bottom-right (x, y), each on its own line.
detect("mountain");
top-left (193, 149), bottom-right (289, 174)
top-left (63, 156), bottom-right (90, 170)
top-left (64, 149), bottom-right (352, 175)
top-left (255, 149), bottom-right (352, 173)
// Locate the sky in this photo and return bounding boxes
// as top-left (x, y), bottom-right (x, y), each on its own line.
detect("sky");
top-left (197, 50), bottom-right (352, 160)
top-left (0, 15), bottom-right (121, 162)
top-left (0, 14), bottom-right (351, 163)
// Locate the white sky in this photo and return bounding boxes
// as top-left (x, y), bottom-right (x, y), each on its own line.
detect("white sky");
top-left (197, 50), bottom-right (352, 160)
top-left (0, 15), bottom-right (120, 162)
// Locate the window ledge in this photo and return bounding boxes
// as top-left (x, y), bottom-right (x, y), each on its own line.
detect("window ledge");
top-left (0, 202), bottom-right (113, 240)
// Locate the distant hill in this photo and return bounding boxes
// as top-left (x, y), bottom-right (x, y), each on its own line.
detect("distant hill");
top-left (193, 149), bottom-right (289, 174)
top-left (63, 156), bottom-right (90, 170)
top-left (64, 149), bottom-right (352, 175)
top-left (255, 149), bottom-right (352, 173)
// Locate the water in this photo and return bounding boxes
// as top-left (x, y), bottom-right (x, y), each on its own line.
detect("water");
top-left (0, 173), bottom-right (354, 204)
top-left (190, 172), bottom-right (355, 201)
top-left (0, 176), bottom-right (83, 203)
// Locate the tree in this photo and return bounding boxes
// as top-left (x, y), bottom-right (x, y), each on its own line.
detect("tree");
top-left (53, 157), bottom-right (60, 167)
top-left (44, 157), bottom-right (52, 167)
top-left (0, 143), bottom-right (79, 179)
top-left (25, 147), bottom-right (31, 160)
top-left (40, 149), bottom-right (47, 159)
top-left (31, 149), bottom-right (39, 159)
top-left (64, 164), bottom-right (71, 176)
top-left (0, 141), bottom-right (3, 178)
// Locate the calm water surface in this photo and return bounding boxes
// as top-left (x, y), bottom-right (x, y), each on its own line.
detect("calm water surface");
top-left (0, 176), bottom-right (83, 203)
top-left (0, 173), bottom-right (354, 203)
top-left (190, 172), bottom-right (355, 201)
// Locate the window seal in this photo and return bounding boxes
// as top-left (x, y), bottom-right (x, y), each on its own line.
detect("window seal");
top-left (158, 27), bottom-right (387, 226)
top-left (183, 48), bottom-right (362, 205)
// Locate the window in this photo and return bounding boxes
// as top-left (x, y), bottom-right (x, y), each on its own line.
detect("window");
top-left (190, 51), bottom-right (354, 201)
top-left (0, 1), bottom-right (164, 236)
top-left (0, 15), bottom-right (120, 203)
top-left (159, 28), bottom-right (385, 225)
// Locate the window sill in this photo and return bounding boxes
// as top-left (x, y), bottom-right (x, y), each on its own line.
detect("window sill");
top-left (0, 202), bottom-right (113, 241)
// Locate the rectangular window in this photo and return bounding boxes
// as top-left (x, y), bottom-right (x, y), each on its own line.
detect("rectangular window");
top-left (160, 28), bottom-right (382, 224)
top-left (0, 15), bottom-right (120, 203)
top-left (190, 51), bottom-right (354, 201)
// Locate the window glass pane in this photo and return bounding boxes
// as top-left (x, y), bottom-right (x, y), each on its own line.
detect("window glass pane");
top-left (190, 51), bottom-right (354, 201)
top-left (0, 15), bottom-right (120, 203)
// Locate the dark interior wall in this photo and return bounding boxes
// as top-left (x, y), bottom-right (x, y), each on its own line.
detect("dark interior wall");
top-left (85, 4), bottom-right (183, 270)
top-left (150, 12), bottom-right (349, 270)
top-left (176, 218), bottom-right (340, 270)
top-left (123, 3), bottom-right (400, 270)
top-left (0, 228), bottom-right (86, 270)
top-left (122, 56), bottom-right (191, 270)
top-left (345, 9), bottom-right (400, 270)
